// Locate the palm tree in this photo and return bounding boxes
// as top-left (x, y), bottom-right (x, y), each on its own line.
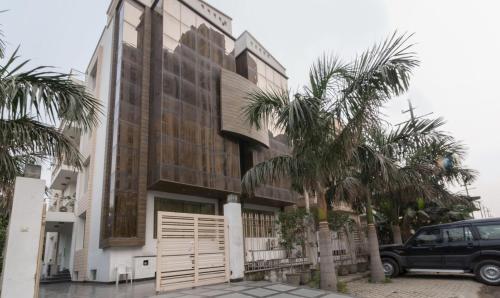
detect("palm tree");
top-left (353, 118), bottom-right (443, 281)
top-left (354, 117), bottom-right (478, 281)
top-left (374, 120), bottom-right (477, 245)
top-left (0, 35), bottom-right (101, 213)
top-left (242, 33), bottom-right (418, 290)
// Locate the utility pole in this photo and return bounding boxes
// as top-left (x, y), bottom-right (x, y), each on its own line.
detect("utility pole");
top-left (486, 207), bottom-right (492, 218)
top-left (402, 98), bottom-right (416, 123)
top-left (396, 98), bottom-right (434, 127)
top-left (463, 181), bottom-right (470, 197)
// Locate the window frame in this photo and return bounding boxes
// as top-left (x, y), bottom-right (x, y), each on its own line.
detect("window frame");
top-left (475, 223), bottom-right (500, 240)
top-left (412, 228), bottom-right (443, 247)
top-left (442, 225), bottom-right (475, 243)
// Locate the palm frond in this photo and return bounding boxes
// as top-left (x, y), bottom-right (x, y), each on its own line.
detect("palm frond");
top-left (0, 27), bottom-right (4, 59)
top-left (241, 155), bottom-right (298, 195)
top-left (332, 176), bottom-right (365, 205)
top-left (0, 49), bottom-right (102, 131)
top-left (0, 117), bottom-right (83, 184)
top-left (244, 88), bottom-right (288, 130)
top-left (242, 32), bottom-right (421, 208)
top-left (347, 32), bottom-right (419, 98)
top-left (306, 54), bottom-right (348, 102)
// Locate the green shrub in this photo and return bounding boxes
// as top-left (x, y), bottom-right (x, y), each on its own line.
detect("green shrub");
top-left (308, 270), bottom-right (321, 288)
top-left (337, 281), bottom-right (348, 293)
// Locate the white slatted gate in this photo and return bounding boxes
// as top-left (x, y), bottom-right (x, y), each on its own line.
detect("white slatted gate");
top-left (156, 212), bottom-right (230, 292)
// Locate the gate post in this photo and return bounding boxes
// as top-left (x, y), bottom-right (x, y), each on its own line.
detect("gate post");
top-left (223, 194), bottom-right (244, 281)
top-left (1, 175), bottom-right (45, 298)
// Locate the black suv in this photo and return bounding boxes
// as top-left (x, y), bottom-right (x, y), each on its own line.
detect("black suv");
top-left (380, 218), bottom-right (500, 285)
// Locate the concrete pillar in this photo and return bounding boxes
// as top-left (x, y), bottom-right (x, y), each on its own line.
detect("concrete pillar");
top-left (1, 176), bottom-right (45, 298)
top-left (223, 194), bottom-right (244, 281)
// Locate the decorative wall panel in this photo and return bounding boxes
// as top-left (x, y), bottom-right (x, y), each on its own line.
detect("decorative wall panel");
top-left (220, 69), bottom-right (269, 148)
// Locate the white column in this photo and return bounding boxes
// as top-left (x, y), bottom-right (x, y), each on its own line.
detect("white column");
top-left (1, 176), bottom-right (45, 298)
top-left (223, 194), bottom-right (244, 280)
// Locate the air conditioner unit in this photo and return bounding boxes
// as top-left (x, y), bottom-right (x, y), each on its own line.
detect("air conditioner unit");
top-left (133, 256), bottom-right (156, 280)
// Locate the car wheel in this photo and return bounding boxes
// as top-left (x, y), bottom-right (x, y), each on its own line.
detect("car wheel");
top-left (475, 260), bottom-right (500, 286)
top-left (382, 258), bottom-right (400, 278)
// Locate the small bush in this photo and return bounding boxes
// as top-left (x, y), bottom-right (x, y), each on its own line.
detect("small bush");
top-left (337, 281), bottom-right (348, 294)
top-left (308, 270), bottom-right (320, 288)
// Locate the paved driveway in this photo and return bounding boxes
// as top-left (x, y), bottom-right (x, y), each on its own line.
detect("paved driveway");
top-left (40, 280), bottom-right (353, 298)
top-left (346, 274), bottom-right (484, 298)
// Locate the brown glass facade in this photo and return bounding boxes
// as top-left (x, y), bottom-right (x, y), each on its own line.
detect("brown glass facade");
top-left (100, 0), bottom-right (295, 248)
top-left (148, 2), bottom-right (241, 196)
top-left (236, 50), bottom-right (296, 205)
top-left (101, 0), bottom-right (149, 246)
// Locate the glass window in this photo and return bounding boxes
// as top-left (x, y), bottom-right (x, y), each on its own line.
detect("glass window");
top-left (122, 1), bottom-right (143, 48)
top-left (256, 58), bottom-right (265, 76)
top-left (414, 229), bottom-right (442, 246)
top-left (477, 224), bottom-right (500, 240)
top-left (281, 77), bottom-right (288, 89)
top-left (265, 64), bottom-right (274, 81)
top-left (443, 226), bottom-right (473, 243)
top-left (122, 23), bottom-right (138, 47)
top-left (163, 35), bottom-right (178, 51)
top-left (164, 0), bottom-right (181, 19)
top-left (164, 14), bottom-right (181, 40)
top-left (224, 36), bottom-right (234, 54)
top-left (180, 4), bottom-right (196, 27)
top-left (123, 1), bottom-right (143, 26)
top-left (465, 227), bottom-right (474, 241)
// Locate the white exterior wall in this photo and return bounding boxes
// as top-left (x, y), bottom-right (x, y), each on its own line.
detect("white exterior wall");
top-left (0, 177), bottom-right (45, 298)
top-left (85, 16), bottom-right (114, 283)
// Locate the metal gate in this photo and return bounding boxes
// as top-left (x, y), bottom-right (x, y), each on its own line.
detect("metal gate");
top-left (156, 212), bottom-right (229, 292)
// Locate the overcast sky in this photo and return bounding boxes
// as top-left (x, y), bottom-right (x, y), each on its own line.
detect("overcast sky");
top-left (2, 0), bottom-right (499, 216)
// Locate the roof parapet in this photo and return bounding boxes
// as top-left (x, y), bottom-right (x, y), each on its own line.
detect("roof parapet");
top-left (235, 31), bottom-right (286, 77)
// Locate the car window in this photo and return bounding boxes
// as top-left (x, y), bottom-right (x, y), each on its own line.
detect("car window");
top-left (414, 229), bottom-right (441, 246)
top-left (465, 227), bottom-right (474, 241)
top-left (443, 226), bottom-right (473, 243)
top-left (477, 224), bottom-right (500, 240)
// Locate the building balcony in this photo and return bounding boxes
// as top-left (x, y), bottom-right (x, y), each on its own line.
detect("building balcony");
top-left (50, 163), bottom-right (78, 190)
top-left (48, 193), bottom-right (76, 213)
top-left (46, 210), bottom-right (76, 224)
top-left (50, 121), bottom-right (81, 190)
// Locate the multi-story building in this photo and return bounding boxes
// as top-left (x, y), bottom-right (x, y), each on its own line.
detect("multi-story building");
top-left (44, 0), bottom-right (297, 283)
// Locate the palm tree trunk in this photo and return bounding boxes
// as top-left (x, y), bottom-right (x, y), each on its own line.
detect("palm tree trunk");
top-left (392, 224), bottom-right (403, 245)
top-left (344, 223), bottom-right (357, 265)
top-left (317, 189), bottom-right (337, 291)
top-left (366, 191), bottom-right (385, 283)
top-left (304, 188), bottom-right (310, 212)
top-left (304, 190), bottom-right (318, 268)
top-left (391, 196), bottom-right (403, 245)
